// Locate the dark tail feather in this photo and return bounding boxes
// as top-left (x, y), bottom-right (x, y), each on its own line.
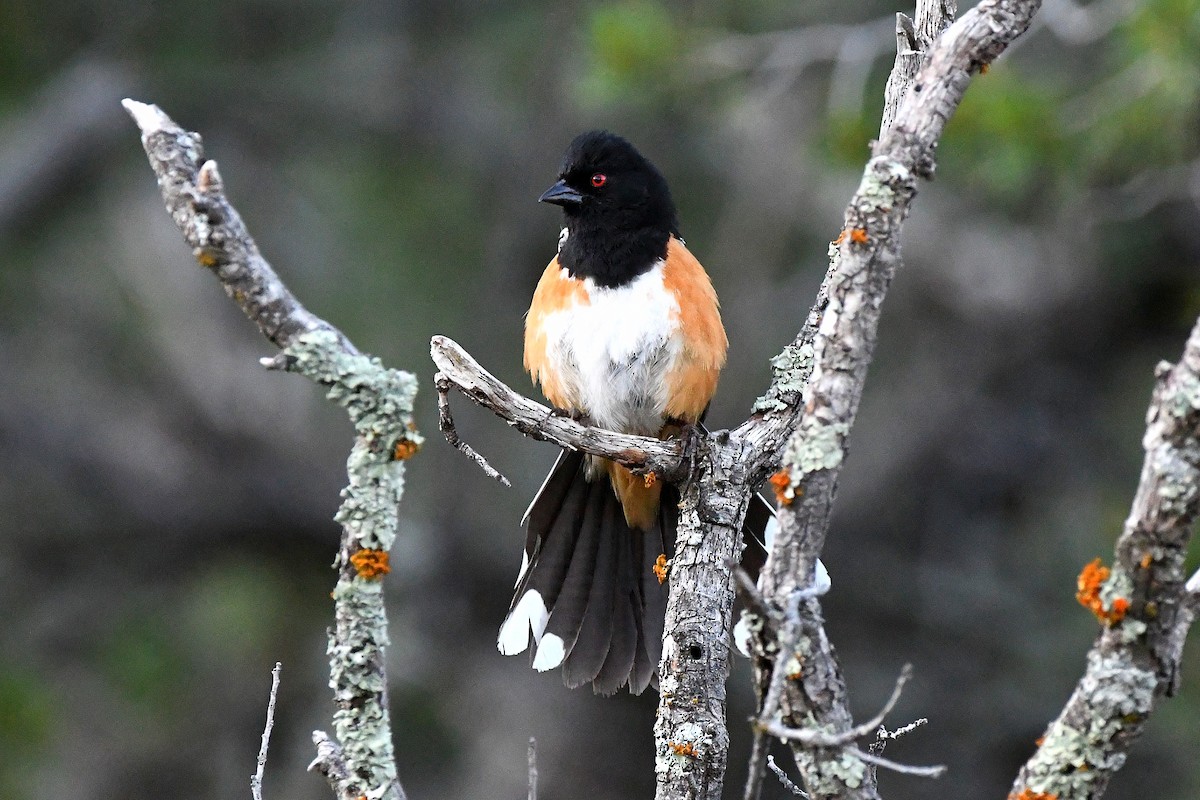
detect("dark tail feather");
top-left (562, 494), bottom-right (620, 687)
top-left (533, 477), bottom-right (606, 670)
top-left (592, 519), bottom-right (639, 695)
top-left (498, 452), bottom-right (590, 657)
top-left (500, 452), bottom-right (682, 694)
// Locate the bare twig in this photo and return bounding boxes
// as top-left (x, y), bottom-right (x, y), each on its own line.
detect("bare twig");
top-left (124, 99), bottom-right (412, 800)
top-left (308, 731), bottom-right (350, 787)
top-left (431, 335), bottom-right (686, 482)
top-left (766, 756), bottom-right (809, 798)
top-left (251, 662), bottom-right (282, 800)
top-left (744, 591), bottom-right (805, 800)
top-left (848, 748), bottom-right (946, 779)
top-left (435, 372), bottom-right (511, 486)
top-left (727, 559), bottom-right (779, 625)
top-left (763, 665), bottom-right (913, 747)
top-left (876, 718), bottom-right (928, 743)
top-left (528, 737), bottom-right (538, 800)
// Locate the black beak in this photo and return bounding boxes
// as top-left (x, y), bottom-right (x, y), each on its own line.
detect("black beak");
top-left (538, 179), bottom-right (584, 207)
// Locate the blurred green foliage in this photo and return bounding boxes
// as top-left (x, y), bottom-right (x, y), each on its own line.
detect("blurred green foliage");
top-left (98, 613), bottom-right (189, 718)
top-left (581, 1), bottom-right (679, 106)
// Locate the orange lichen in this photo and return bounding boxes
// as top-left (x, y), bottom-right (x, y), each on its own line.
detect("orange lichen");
top-left (1108, 597), bottom-right (1130, 623)
top-left (1010, 790), bottom-right (1055, 800)
top-left (848, 228), bottom-right (869, 244)
top-left (1075, 558), bottom-right (1129, 625)
top-left (1035, 736), bottom-right (1045, 747)
top-left (654, 554), bottom-right (669, 585)
top-left (393, 438), bottom-right (421, 461)
top-left (350, 549), bottom-right (391, 580)
top-left (644, 471), bottom-right (658, 489)
top-left (668, 741), bottom-right (697, 758)
top-left (1076, 558), bottom-right (1109, 608)
top-left (196, 250), bottom-right (217, 267)
top-left (769, 470), bottom-right (794, 505)
top-left (980, 62), bottom-right (991, 74)
top-left (1140, 553), bottom-right (1153, 569)
top-left (833, 229), bottom-right (848, 245)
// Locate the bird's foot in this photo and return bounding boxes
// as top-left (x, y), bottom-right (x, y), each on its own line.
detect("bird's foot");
top-left (548, 406), bottom-right (588, 423)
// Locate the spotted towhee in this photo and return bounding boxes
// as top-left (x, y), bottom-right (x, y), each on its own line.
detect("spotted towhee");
top-left (497, 131), bottom-right (768, 694)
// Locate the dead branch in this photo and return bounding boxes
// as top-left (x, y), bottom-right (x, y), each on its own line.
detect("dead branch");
top-left (1010, 320), bottom-right (1200, 797)
top-left (251, 662), bottom-right (282, 800)
top-left (124, 99), bottom-right (413, 800)
top-left (431, 335), bottom-right (687, 481)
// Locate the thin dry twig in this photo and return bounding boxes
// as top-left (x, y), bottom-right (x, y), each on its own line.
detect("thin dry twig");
top-left (727, 558), bottom-right (779, 625)
top-left (251, 662), bottom-right (283, 800)
top-left (528, 737), bottom-right (538, 800)
top-left (431, 335), bottom-right (686, 482)
top-left (849, 748), bottom-right (946, 779)
top-left (766, 755), bottom-right (809, 798)
top-left (763, 665), bottom-right (913, 747)
top-left (308, 731), bottom-right (350, 787)
top-left (435, 372), bottom-right (511, 486)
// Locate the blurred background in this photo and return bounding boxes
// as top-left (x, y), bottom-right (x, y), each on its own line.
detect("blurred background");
top-left (2, 0), bottom-right (1199, 798)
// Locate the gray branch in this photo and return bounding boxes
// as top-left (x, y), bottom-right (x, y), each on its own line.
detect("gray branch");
top-left (1010, 320), bottom-right (1200, 798)
top-left (251, 662), bottom-right (282, 800)
top-left (744, 1), bottom-right (1059, 798)
top-left (124, 99), bottom-right (414, 800)
top-left (431, 336), bottom-right (686, 481)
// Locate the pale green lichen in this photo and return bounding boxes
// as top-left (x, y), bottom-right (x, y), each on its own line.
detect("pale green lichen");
top-left (1153, 446), bottom-right (1200, 518)
top-left (1023, 650), bottom-right (1156, 798)
top-left (856, 156), bottom-right (912, 210)
top-left (782, 653), bottom-right (803, 677)
top-left (794, 747), bottom-right (867, 793)
top-left (654, 721), bottom-right (706, 778)
top-left (279, 329), bottom-right (421, 800)
top-left (1166, 369), bottom-right (1200, 417)
top-left (753, 342), bottom-right (816, 413)
top-left (282, 329), bottom-right (421, 553)
top-left (784, 419), bottom-right (849, 477)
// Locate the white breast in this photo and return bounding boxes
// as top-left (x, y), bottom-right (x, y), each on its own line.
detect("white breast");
top-left (539, 262), bottom-right (681, 435)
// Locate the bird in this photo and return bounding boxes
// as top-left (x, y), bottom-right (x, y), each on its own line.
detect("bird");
top-left (495, 130), bottom-right (756, 694)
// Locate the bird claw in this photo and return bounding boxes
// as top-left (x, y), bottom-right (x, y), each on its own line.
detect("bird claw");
top-left (678, 422), bottom-right (706, 467)
top-left (548, 406), bottom-right (587, 423)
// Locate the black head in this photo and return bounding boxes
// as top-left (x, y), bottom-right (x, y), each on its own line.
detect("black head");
top-left (539, 131), bottom-right (680, 287)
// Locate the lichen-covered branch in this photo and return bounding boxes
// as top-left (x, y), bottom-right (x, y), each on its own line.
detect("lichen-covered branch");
top-left (744, 2), bottom-right (1047, 798)
top-left (1010, 318), bottom-right (1200, 799)
top-left (124, 99), bottom-right (416, 800)
top-left (652, 443), bottom-right (758, 800)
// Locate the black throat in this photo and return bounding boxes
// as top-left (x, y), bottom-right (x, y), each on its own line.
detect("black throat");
top-left (558, 218), bottom-right (671, 288)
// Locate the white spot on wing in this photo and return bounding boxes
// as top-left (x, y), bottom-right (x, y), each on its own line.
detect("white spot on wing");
top-left (513, 550), bottom-right (531, 589)
top-left (532, 633), bottom-right (566, 671)
top-left (558, 227), bottom-right (569, 252)
top-left (814, 558), bottom-right (831, 595)
top-left (733, 613), bottom-right (752, 658)
top-left (763, 513), bottom-right (778, 552)
top-left (497, 589), bottom-right (549, 656)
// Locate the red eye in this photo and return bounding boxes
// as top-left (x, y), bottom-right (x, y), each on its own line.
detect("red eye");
top-left (591, 173), bottom-right (607, 187)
